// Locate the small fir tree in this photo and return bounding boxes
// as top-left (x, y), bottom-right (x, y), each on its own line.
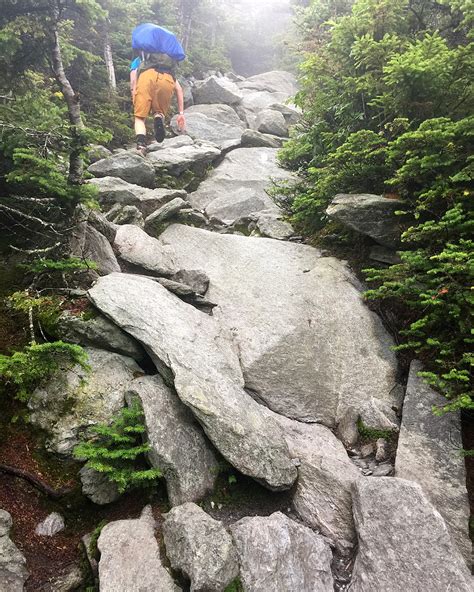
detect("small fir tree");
top-left (74, 399), bottom-right (162, 493)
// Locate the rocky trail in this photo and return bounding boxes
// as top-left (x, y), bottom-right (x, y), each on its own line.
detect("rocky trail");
top-left (1, 71), bottom-right (472, 591)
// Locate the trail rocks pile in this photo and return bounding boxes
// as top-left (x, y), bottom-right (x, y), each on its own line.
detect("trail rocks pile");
top-left (88, 273), bottom-right (297, 491)
top-left (158, 225), bottom-right (400, 430)
top-left (0, 510), bottom-right (28, 592)
top-left (89, 176), bottom-right (187, 217)
top-left (188, 147), bottom-right (293, 229)
top-left (47, 68), bottom-right (473, 591)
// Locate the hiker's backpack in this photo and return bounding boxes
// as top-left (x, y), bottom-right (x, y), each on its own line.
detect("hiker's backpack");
top-left (132, 23), bottom-right (186, 62)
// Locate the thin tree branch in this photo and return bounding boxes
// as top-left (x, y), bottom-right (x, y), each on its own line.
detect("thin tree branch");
top-left (0, 204), bottom-right (60, 230)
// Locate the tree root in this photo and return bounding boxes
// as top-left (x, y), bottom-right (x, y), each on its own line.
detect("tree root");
top-left (0, 463), bottom-right (75, 499)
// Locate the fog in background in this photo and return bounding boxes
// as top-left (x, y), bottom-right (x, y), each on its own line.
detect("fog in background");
top-left (223, 0), bottom-right (295, 76)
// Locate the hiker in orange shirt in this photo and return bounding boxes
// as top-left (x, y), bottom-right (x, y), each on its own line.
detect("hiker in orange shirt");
top-left (130, 52), bottom-right (186, 156)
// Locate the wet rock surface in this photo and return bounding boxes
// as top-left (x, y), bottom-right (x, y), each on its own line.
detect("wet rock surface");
top-left (14, 68), bottom-right (470, 592)
top-left (158, 225), bottom-right (399, 429)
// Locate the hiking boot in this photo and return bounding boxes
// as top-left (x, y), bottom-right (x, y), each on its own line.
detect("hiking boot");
top-left (136, 134), bottom-right (147, 157)
top-left (154, 115), bottom-right (165, 143)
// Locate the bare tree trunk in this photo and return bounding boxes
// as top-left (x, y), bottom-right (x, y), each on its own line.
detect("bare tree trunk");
top-left (104, 23), bottom-right (117, 90)
top-left (50, 25), bottom-right (85, 185)
top-left (180, 0), bottom-right (195, 52)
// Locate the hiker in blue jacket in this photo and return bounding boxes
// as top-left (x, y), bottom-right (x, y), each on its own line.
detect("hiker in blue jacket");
top-left (130, 54), bottom-right (186, 156)
top-left (130, 24), bottom-right (187, 156)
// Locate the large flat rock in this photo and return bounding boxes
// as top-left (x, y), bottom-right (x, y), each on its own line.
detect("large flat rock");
top-left (170, 111), bottom-right (243, 150)
top-left (350, 478), bottom-right (473, 591)
top-left (395, 361), bottom-right (471, 564)
top-left (326, 193), bottom-right (405, 248)
top-left (98, 506), bottom-right (180, 592)
top-left (147, 139), bottom-right (221, 177)
top-left (230, 512), bottom-right (334, 592)
top-left (88, 273), bottom-right (297, 490)
top-left (238, 71), bottom-right (298, 95)
top-left (126, 376), bottom-right (219, 506)
top-left (188, 148), bottom-right (291, 225)
top-left (88, 151), bottom-right (155, 188)
top-left (159, 225), bottom-right (399, 429)
top-left (88, 176), bottom-right (187, 217)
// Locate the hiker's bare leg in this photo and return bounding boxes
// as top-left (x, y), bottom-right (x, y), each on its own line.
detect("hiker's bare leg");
top-left (134, 117), bottom-right (146, 136)
top-left (134, 117), bottom-right (147, 156)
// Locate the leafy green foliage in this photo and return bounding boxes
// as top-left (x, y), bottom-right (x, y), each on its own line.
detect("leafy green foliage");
top-left (0, 341), bottom-right (89, 401)
top-left (5, 149), bottom-right (99, 204)
top-left (8, 291), bottom-right (63, 335)
top-left (73, 399), bottom-right (162, 494)
top-left (21, 257), bottom-right (98, 274)
top-left (281, 0), bottom-right (473, 410)
top-left (364, 117), bottom-right (474, 411)
top-left (224, 578), bottom-right (244, 592)
top-left (357, 418), bottom-right (396, 441)
top-left (88, 519), bottom-right (108, 559)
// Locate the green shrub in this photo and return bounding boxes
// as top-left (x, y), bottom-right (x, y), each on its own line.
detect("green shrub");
top-left (6, 148), bottom-right (99, 204)
top-left (73, 400), bottom-right (162, 494)
top-left (20, 257), bottom-right (98, 275)
top-left (8, 290), bottom-right (63, 335)
top-left (224, 579), bottom-right (244, 592)
top-left (365, 117), bottom-right (474, 412)
top-left (280, 0), bottom-right (473, 412)
top-left (0, 341), bottom-right (89, 401)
